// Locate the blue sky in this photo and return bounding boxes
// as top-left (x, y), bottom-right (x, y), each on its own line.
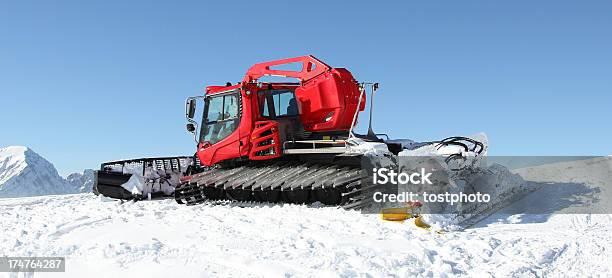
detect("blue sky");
top-left (1, 0), bottom-right (611, 176)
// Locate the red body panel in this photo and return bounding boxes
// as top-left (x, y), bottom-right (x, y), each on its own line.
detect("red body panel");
top-left (295, 68), bottom-right (363, 132)
top-left (248, 120), bottom-right (282, 160)
top-left (195, 55), bottom-right (364, 167)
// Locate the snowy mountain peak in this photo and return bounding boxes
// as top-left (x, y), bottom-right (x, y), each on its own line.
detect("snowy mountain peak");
top-left (66, 169), bottom-right (95, 193)
top-left (0, 146), bottom-right (35, 185)
top-left (0, 146), bottom-right (88, 198)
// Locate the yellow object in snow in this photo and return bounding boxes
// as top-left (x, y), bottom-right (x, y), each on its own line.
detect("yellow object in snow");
top-left (414, 215), bottom-right (431, 229)
top-left (379, 208), bottom-right (443, 234)
top-left (414, 216), bottom-right (445, 234)
top-left (380, 207), bottom-right (413, 221)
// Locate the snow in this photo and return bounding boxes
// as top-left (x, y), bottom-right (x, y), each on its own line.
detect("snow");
top-left (0, 146), bottom-right (29, 185)
top-left (0, 146), bottom-right (85, 198)
top-left (120, 173), bottom-right (146, 196)
top-left (1, 158), bottom-right (611, 277)
top-left (345, 137), bottom-right (390, 156)
top-left (349, 134), bottom-right (529, 231)
top-left (119, 167), bottom-right (186, 197)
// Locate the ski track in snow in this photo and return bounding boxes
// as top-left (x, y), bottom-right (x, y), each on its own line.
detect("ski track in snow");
top-left (2, 158), bottom-right (612, 277)
top-left (1, 195), bottom-right (610, 277)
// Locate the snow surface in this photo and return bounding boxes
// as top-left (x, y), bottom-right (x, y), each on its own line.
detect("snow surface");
top-left (1, 158), bottom-right (611, 277)
top-left (0, 146), bottom-right (85, 198)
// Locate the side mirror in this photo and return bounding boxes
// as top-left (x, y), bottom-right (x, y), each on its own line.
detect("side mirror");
top-left (186, 123), bottom-right (196, 133)
top-left (186, 99), bottom-right (196, 119)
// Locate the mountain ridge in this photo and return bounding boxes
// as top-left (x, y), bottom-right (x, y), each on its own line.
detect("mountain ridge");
top-left (0, 146), bottom-right (92, 198)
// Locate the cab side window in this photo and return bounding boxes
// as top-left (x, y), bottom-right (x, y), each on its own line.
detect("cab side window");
top-left (259, 90), bottom-right (298, 118)
top-left (222, 94), bottom-right (239, 120)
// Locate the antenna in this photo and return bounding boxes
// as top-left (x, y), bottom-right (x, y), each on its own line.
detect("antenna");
top-left (366, 83), bottom-right (379, 139)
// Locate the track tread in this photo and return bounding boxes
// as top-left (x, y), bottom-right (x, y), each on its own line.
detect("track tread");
top-left (174, 161), bottom-right (364, 208)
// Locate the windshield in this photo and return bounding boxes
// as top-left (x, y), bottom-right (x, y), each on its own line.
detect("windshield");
top-left (200, 92), bottom-right (240, 144)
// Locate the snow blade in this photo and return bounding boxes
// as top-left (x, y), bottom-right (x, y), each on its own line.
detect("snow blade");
top-left (94, 171), bottom-right (134, 199)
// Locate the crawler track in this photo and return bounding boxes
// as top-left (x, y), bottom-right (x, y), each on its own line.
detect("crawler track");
top-left (174, 161), bottom-right (366, 209)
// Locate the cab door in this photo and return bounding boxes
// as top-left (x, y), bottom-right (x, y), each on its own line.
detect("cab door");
top-left (197, 91), bottom-right (241, 165)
